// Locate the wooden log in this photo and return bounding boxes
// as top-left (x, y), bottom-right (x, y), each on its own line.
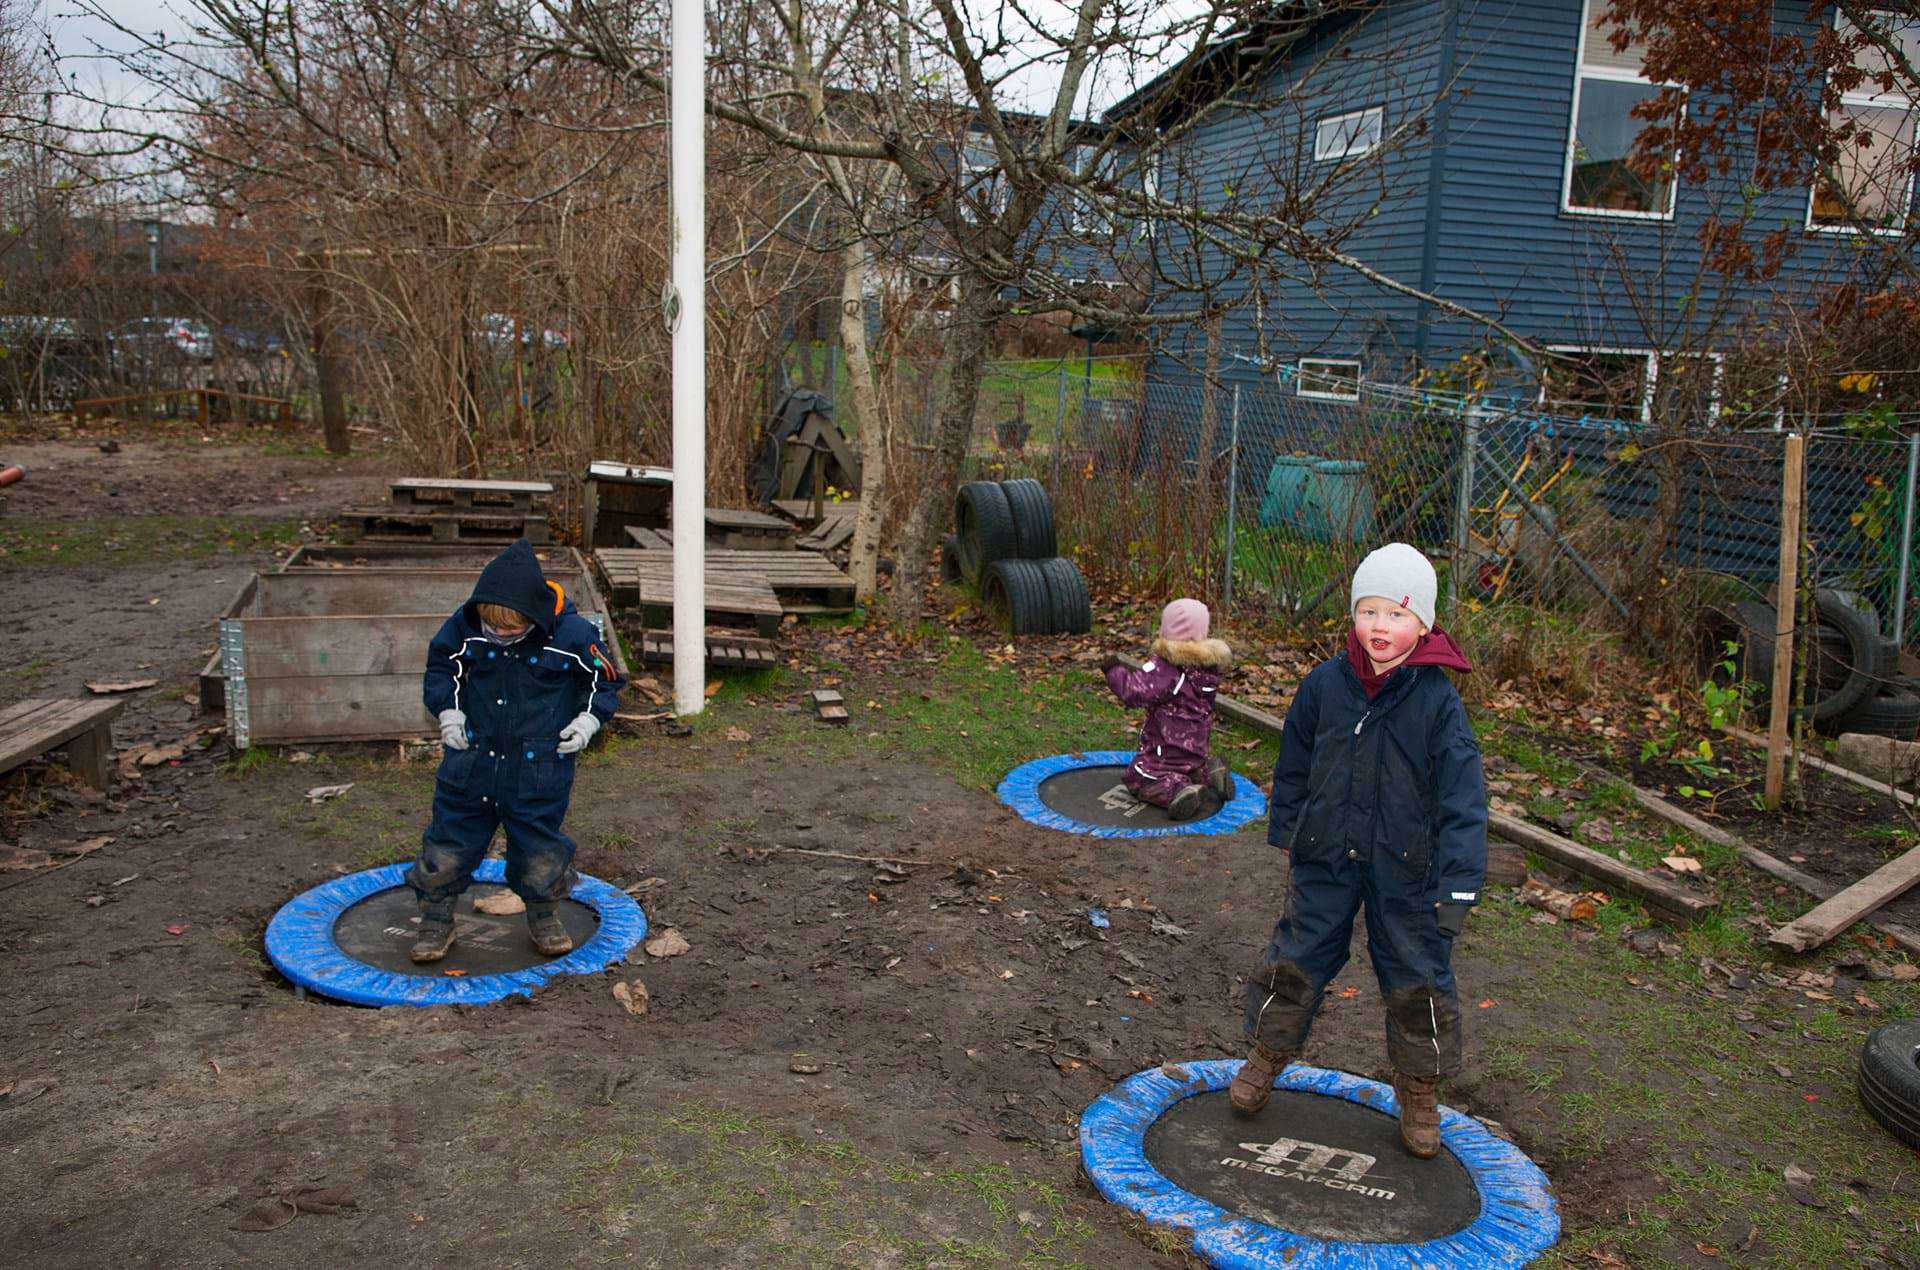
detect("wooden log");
top-left (810, 689), bottom-right (849, 726)
top-left (1768, 844), bottom-right (1920, 952)
top-left (1725, 724), bottom-right (1916, 808)
top-left (1487, 810), bottom-right (1716, 925)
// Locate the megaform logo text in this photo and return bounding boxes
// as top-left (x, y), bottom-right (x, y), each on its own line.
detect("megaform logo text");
top-left (1222, 1137), bottom-right (1397, 1201)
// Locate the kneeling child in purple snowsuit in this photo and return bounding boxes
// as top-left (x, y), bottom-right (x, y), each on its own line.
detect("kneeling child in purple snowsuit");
top-left (1101, 597), bottom-right (1234, 821)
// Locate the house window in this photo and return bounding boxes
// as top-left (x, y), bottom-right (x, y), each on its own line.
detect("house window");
top-left (1314, 107), bottom-right (1384, 161)
top-left (1809, 9), bottom-right (1920, 232)
top-left (1563, 0), bottom-right (1680, 217)
top-left (1297, 358), bottom-right (1361, 401)
top-left (960, 134), bottom-right (1007, 223)
top-left (1543, 347), bottom-right (1654, 421)
top-left (1137, 154), bottom-right (1160, 242)
top-left (1651, 351), bottom-right (1725, 425)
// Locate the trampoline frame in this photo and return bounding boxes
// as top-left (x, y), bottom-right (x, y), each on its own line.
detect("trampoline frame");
top-left (265, 859), bottom-right (648, 1007)
top-left (997, 750), bottom-right (1266, 838)
top-left (1080, 1060), bottom-right (1559, 1268)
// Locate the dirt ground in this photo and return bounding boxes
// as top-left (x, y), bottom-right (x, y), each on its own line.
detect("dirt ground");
top-left (4, 427), bottom-right (1920, 1268)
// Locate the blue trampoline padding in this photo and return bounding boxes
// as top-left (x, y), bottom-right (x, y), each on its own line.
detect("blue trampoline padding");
top-left (1080, 1061), bottom-right (1559, 1268)
top-left (997, 751), bottom-right (1266, 838)
top-left (265, 860), bottom-right (648, 1007)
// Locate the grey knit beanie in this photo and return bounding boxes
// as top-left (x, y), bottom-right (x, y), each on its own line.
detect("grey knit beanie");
top-left (1350, 542), bottom-right (1437, 629)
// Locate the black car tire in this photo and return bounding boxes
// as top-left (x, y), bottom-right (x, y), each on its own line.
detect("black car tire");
top-left (983, 559), bottom-right (1053, 636)
top-left (999, 478), bottom-right (1058, 559)
top-left (955, 481), bottom-right (1017, 584)
top-left (1859, 1020), bottom-right (1920, 1151)
top-left (1034, 557), bottom-right (1092, 635)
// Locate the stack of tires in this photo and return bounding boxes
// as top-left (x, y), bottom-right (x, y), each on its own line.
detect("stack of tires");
top-left (943, 478), bottom-right (1092, 636)
top-left (1859, 1019), bottom-right (1920, 1150)
top-left (1713, 589), bottom-right (1919, 738)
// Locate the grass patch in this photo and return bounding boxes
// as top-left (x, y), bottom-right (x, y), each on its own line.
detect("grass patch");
top-left (0, 515), bottom-right (301, 566)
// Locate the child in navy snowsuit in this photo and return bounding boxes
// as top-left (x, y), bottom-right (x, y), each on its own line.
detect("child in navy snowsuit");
top-left (405, 539), bottom-right (623, 963)
top-left (1230, 544), bottom-right (1486, 1160)
top-left (1103, 598), bottom-right (1235, 821)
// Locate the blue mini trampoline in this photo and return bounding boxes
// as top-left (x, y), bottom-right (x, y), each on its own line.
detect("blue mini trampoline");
top-left (266, 859), bottom-right (648, 1007)
top-left (1081, 1060), bottom-right (1558, 1267)
top-left (997, 751), bottom-right (1266, 838)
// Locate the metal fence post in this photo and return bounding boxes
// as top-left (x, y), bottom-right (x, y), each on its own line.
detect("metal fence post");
top-left (1896, 429), bottom-right (1919, 646)
top-left (1223, 382), bottom-right (1243, 614)
top-left (1450, 405), bottom-right (1482, 616)
top-left (1049, 365), bottom-right (1069, 491)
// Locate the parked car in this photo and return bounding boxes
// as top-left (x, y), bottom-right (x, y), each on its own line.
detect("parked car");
top-left (477, 313), bottom-right (568, 351)
top-left (108, 316), bottom-right (213, 364)
top-left (221, 325), bottom-right (288, 356)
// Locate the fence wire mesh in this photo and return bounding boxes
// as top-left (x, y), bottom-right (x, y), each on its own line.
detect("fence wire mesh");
top-left (962, 360), bottom-right (1920, 659)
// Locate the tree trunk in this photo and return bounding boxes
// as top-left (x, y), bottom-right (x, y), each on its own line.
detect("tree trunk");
top-left (885, 275), bottom-right (996, 626)
top-left (309, 268), bottom-right (350, 456)
top-left (840, 237), bottom-right (887, 603)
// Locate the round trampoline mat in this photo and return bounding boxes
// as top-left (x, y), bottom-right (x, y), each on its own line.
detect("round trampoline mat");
top-left (333, 889), bottom-right (601, 977)
top-left (1143, 1089), bottom-right (1477, 1243)
top-left (998, 751), bottom-right (1266, 839)
top-left (265, 860), bottom-right (647, 1008)
top-left (1080, 1061), bottom-right (1558, 1268)
top-left (1036, 764), bottom-right (1222, 829)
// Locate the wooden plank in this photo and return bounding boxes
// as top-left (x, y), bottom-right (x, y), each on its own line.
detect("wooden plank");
top-left (0, 698), bottom-right (126, 778)
top-left (811, 689), bottom-right (849, 726)
top-left (704, 506), bottom-right (792, 530)
top-left (230, 614), bottom-right (446, 678)
top-left (1765, 435), bottom-right (1805, 808)
top-left (624, 526), bottom-right (672, 550)
top-left (1725, 724), bottom-right (1917, 808)
top-left (392, 477), bottom-right (553, 495)
top-left (636, 633), bottom-right (777, 670)
top-left (1768, 844), bottom-right (1920, 952)
top-left (1488, 810), bottom-right (1716, 925)
top-left (241, 673), bottom-right (434, 744)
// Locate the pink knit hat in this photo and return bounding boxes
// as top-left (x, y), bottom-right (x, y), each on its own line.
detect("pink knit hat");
top-left (1160, 597), bottom-right (1209, 643)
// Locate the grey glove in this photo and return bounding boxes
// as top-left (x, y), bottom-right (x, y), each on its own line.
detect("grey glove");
top-left (557, 712), bottom-right (601, 754)
top-left (1435, 902), bottom-right (1469, 938)
top-left (438, 709), bottom-right (468, 752)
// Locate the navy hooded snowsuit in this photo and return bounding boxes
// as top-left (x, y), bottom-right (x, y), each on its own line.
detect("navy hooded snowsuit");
top-left (1246, 635), bottom-right (1487, 1079)
top-left (407, 540), bottom-right (623, 906)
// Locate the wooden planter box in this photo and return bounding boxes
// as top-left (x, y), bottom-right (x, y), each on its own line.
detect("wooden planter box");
top-left (211, 546), bottom-right (626, 748)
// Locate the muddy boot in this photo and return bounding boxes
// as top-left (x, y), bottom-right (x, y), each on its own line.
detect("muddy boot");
top-left (409, 901), bottom-right (456, 964)
top-left (1206, 756), bottom-right (1234, 801)
top-left (1393, 1071), bottom-right (1442, 1159)
top-left (526, 903), bottom-right (573, 956)
top-left (1229, 1042), bottom-right (1293, 1116)
top-left (1168, 784), bottom-right (1206, 822)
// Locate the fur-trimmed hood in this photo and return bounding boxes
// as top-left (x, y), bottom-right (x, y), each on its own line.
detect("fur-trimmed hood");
top-left (1152, 636), bottom-right (1233, 670)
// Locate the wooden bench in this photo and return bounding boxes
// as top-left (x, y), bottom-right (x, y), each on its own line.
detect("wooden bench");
top-left (0, 698), bottom-right (128, 790)
top-left (389, 477), bottom-right (553, 513)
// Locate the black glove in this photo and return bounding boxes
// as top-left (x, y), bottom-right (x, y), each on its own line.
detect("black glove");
top-left (1435, 902), bottom-right (1470, 938)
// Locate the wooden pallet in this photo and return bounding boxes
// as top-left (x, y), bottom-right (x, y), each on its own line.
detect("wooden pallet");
top-left (389, 477), bottom-right (552, 513)
top-left (336, 507), bottom-right (550, 545)
top-left (775, 499), bottom-right (859, 553)
top-left (594, 548), bottom-right (784, 633)
top-left (605, 544), bottom-right (855, 614)
top-left (632, 630), bottom-right (778, 670)
top-left (703, 506), bottom-right (796, 550)
top-left (0, 697), bottom-right (127, 790)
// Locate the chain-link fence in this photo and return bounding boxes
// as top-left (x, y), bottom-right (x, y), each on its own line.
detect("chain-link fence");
top-left (964, 359), bottom-right (1920, 660)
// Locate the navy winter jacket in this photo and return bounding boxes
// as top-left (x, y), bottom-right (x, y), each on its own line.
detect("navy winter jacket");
top-left (1268, 652), bottom-right (1488, 906)
top-left (422, 539), bottom-right (622, 743)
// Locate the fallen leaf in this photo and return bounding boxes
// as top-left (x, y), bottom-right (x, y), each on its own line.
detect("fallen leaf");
top-left (611, 978), bottom-right (650, 1016)
top-left (999, 969), bottom-right (1015, 980)
top-left (1337, 986), bottom-right (1360, 999)
top-left (472, 890), bottom-right (525, 916)
top-left (1891, 963), bottom-right (1918, 982)
top-left (724, 727), bottom-right (751, 743)
top-left (644, 928), bottom-right (691, 959)
top-left (53, 836), bottom-right (113, 858)
top-left (86, 678), bottom-right (159, 694)
top-left (305, 783), bottom-right (354, 804)
top-left (1662, 855), bottom-right (1704, 874)
top-left (1784, 1164), bottom-right (1825, 1208)
top-left (1478, 999), bottom-right (1497, 1009)
top-left (622, 877), bottom-right (668, 895)
top-left (165, 922), bottom-right (189, 936)
top-left (82, 894), bottom-right (106, 908)
top-left (442, 969), bottom-right (467, 977)
top-left (1582, 819), bottom-right (1615, 843)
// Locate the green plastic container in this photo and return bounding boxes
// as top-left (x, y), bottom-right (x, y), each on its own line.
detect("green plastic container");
top-left (1259, 455), bottom-right (1319, 528)
top-left (1306, 459), bottom-right (1375, 543)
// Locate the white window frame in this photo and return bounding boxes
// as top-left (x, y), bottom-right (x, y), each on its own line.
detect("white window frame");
top-left (1806, 8), bottom-right (1919, 235)
top-left (1137, 155), bottom-right (1161, 243)
top-left (1561, 0), bottom-right (1682, 220)
top-left (1297, 357), bottom-right (1361, 402)
top-left (959, 134), bottom-right (1007, 224)
top-left (1542, 344), bottom-right (1656, 421)
top-left (1314, 107), bottom-right (1385, 162)
top-left (1651, 350), bottom-right (1725, 425)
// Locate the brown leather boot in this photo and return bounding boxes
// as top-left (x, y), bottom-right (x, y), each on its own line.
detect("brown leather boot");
top-left (1228, 1043), bottom-right (1293, 1116)
top-left (409, 901), bottom-right (456, 963)
top-left (525, 903), bottom-right (574, 956)
top-left (1393, 1071), bottom-right (1441, 1158)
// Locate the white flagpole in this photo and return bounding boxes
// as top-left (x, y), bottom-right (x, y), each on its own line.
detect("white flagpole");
top-left (669, 0), bottom-right (707, 716)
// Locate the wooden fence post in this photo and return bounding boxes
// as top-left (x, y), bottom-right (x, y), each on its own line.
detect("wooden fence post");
top-left (1764, 433), bottom-right (1806, 809)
